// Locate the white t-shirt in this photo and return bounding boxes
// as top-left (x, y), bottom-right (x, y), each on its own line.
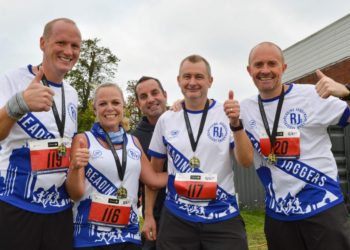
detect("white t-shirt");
top-left (240, 83), bottom-right (350, 221)
top-left (0, 65), bottom-right (78, 213)
top-left (149, 100), bottom-right (240, 223)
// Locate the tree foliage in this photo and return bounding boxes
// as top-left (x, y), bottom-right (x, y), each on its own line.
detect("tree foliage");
top-left (64, 38), bottom-right (120, 132)
top-left (77, 100), bottom-right (95, 132)
top-left (65, 38), bottom-right (120, 113)
top-left (124, 80), bottom-right (142, 131)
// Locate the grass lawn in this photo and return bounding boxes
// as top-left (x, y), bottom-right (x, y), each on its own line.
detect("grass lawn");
top-left (241, 209), bottom-right (267, 250)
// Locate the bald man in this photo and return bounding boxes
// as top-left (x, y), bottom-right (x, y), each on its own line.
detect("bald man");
top-left (240, 41), bottom-right (350, 250)
top-left (0, 18), bottom-right (81, 250)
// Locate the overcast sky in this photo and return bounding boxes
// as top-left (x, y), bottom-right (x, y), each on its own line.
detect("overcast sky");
top-left (1, 0), bottom-right (349, 104)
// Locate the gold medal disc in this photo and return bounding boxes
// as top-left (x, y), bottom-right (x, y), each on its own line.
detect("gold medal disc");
top-left (117, 187), bottom-right (128, 199)
top-left (267, 152), bottom-right (277, 165)
top-left (189, 156), bottom-right (200, 168)
top-left (57, 143), bottom-right (67, 157)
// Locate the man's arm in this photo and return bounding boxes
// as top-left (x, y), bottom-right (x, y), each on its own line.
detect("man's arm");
top-left (315, 69), bottom-right (350, 123)
top-left (224, 90), bottom-right (253, 167)
top-left (0, 67), bottom-right (54, 141)
top-left (142, 157), bottom-right (165, 241)
top-left (232, 128), bottom-right (254, 168)
top-left (0, 108), bottom-right (17, 141)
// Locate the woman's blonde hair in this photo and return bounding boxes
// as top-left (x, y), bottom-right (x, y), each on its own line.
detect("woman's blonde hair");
top-left (93, 83), bottom-right (130, 131)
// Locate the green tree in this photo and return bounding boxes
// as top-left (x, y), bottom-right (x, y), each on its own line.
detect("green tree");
top-left (66, 38), bottom-right (120, 113)
top-left (124, 80), bottom-right (142, 131)
top-left (77, 100), bottom-right (95, 132)
top-left (65, 38), bottom-right (119, 131)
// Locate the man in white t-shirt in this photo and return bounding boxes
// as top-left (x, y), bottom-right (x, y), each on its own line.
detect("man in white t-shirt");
top-left (0, 18), bottom-right (81, 250)
top-left (145, 54), bottom-right (253, 250)
top-left (240, 41), bottom-right (350, 250)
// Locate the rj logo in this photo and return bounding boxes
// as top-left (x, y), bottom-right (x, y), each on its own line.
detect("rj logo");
top-left (290, 113), bottom-right (302, 125)
top-left (213, 126), bottom-right (223, 137)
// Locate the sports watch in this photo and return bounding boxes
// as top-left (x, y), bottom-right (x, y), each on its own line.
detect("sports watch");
top-left (230, 119), bottom-right (244, 132)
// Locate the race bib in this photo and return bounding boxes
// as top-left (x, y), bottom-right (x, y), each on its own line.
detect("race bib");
top-left (260, 129), bottom-right (300, 159)
top-left (29, 138), bottom-right (71, 174)
top-left (88, 194), bottom-right (131, 228)
top-left (174, 173), bottom-right (217, 202)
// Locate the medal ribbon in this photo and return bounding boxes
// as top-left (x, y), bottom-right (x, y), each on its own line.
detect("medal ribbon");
top-left (182, 99), bottom-right (209, 154)
top-left (258, 86), bottom-right (285, 155)
top-left (40, 71), bottom-right (66, 139)
top-left (103, 129), bottom-right (127, 182)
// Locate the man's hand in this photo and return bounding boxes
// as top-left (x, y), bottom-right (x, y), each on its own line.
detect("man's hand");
top-left (224, 90), bottom-right (240, 127)
top-left (169, 99), bottom-right (183, 112)
top-left (315, 69), bottom-right (350, 99)
top-left (23, 66), bottom-right (55, 112)
top-left (142, 215), bottom-right (157, 241)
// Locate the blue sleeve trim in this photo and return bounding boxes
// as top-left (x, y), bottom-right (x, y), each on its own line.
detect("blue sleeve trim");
top-left (338, 107), bottom-right (350, 127)
top-left (148, 149), bottom-right (167, 159)
top-left (162, 136), bottom-right (168, 146)
top-left (130, 135), bottom-right (142, 155)
top-left (83, 132), bottom-right (91, 148)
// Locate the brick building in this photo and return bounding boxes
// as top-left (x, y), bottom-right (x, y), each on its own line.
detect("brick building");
top-left (283, 14), bottom-right (350, 85)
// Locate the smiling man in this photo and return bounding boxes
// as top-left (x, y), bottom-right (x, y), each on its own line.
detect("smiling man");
top-left (132, 76), bottom-right (168, 250)
top-left (144, 55), bottom-right (253, 250)
top-left (240, 41), bottom-right (350, 250)
top-left (0, 18), bottom-right (81, 250)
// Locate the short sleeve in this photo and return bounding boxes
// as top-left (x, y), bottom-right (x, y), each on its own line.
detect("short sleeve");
top-left (148, 114), bottom-right (167, 158)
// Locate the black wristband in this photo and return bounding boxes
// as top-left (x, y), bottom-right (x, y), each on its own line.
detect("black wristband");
top-left (340, 84), bottom-right (350, 101)
top-left (230, 119), bottom-right (244, 132)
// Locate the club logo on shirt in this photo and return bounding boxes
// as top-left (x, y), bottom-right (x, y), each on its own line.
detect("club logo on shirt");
top-left (248, 119), bottom-right (257, 129)
top-left (68, 103), bottom-right (77, 123)
top-left (283, 108), bottom-right (307, 129)
top-left (91, 149), bottom-right (102, 159)
top-left (207, 122), bottom-right (228, 142)
top-left (168, 130), bottom-right (180, 140)
top-left (128, 148), bottom-right (141, 160)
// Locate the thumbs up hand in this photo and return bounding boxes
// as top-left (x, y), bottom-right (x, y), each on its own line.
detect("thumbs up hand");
top-left (315, 69), bottom-right (349, 99)
top-left (224, 90), bottom-right (240, 127)
top-left (71, 137), bottom-right (90, 170)
top-left (22, 65), bottom-right (55, 112)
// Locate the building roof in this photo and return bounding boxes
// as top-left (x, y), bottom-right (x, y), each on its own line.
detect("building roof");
top-left (283, 14), bottom-right (350, 83)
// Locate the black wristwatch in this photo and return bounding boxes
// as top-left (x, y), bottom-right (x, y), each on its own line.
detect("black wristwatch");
top-left (340, 83), bottom-right (350, 101)
top-left (230, 119), bottom-right (244, 132)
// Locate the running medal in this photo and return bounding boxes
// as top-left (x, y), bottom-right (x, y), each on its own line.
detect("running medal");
top-left (117, 186), bottom-right (128, 199)
top-left (57, 143), bottom-right (67, 157)
top-left (267, 152), bottom-right (277, 165)
top-left (189, 156), bottom-right (200, 168)
top-left (183, 100), bottom-right (209, 170)
top-left (258, 86), bottom-right (285, 167)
